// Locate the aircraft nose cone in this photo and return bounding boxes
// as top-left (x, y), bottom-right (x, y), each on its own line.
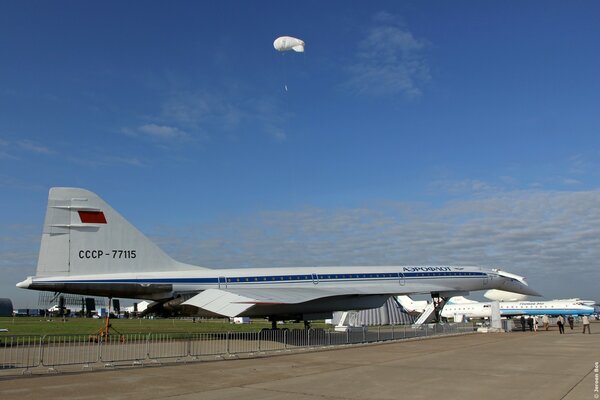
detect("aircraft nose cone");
top-left (519, 286), bottom-right (542, 297)
top-left (16, 277), bottom-right (32, 289)
top-left (503, 279), bottom-right (542, 297)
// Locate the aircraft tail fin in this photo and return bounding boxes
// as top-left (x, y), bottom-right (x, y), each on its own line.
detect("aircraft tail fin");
top-left (36, 187), bottom-right (201, 276)
top-left (396, 295), bottom-right (428, 313)
top-left (446, 296), bottom-right (478, 305)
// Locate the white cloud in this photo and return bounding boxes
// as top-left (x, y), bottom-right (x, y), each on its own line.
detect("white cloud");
top-left (561, 178), bottom-right (581, 186)
top-left (568, 154), bottom-right (588, 174)
top-left (125, 73), bottom-right (289, 144)
top-left (0, 139), bottom-right (18, 160)
top-left (138, 124), bottom-right (188, 140)
top-left (344, 12), bottom-right (430, 98)
top-left (0, 138), bottom-right (55, 160)
top-left (152, 189), bottom-right (600, 300)
top-left (0, 223), bottom-right (40, 308)
top-left (430, 178), bottom-right (497, 194)
top-left (161, 92), bottom-right (214, 129)
top-left (499, 175), bottom-right (518, 185)
top-left (268, 128), bottom-right (287, 142)
top-left (68, 154), bottom-right (145, 168)
top-left (159, 89), bottom-right (287, 142)
top-left (17, 140), bottom-right (54, 155)
top-left (123, 124), bottom-right (189, 142)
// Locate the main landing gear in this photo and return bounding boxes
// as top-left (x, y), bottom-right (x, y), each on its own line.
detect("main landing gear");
top-left (431, 293), bottom-right (448, 323)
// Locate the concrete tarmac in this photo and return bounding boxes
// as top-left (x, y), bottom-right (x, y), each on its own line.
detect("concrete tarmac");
top-left (1, 325), bottom-right (598, 400)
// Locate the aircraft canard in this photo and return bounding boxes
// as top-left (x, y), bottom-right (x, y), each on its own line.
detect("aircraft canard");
top-left (17, 188), bottom-right (541, 322)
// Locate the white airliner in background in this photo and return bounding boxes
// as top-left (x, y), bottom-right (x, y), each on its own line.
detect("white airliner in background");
top-left (17, 188), bottom-right (540, 325)
top-left (440, 297), bottom-right (595, 319)
top-left (396, 295), bottom-right (429, 314)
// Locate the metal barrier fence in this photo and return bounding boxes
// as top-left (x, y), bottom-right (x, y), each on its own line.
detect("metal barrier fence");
top-left (0, 322), bottom-right (475, 375)
top-left (101, 333), bottom-right (148, 364)
top-left (0, 335), bottom-right (41, 370)
top-left (42, 334), bottom-right (99, 367)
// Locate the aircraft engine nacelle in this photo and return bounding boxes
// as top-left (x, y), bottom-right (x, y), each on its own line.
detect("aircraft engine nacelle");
top-left (484, 289), bottom-right (528, 302)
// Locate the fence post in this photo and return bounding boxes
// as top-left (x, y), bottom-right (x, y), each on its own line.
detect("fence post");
top-left (145, 333), bottom-right (151, 360)
top-left (187, 333), bottom-right (191, 357)
top-left (39, 334), bottom-right (46, 367)
top-left (99, 334), bottom-right (107, 362)
top-left (226, 332), bottom-right (230, 355)
top-left (258, 331), bottom-right (262, 352)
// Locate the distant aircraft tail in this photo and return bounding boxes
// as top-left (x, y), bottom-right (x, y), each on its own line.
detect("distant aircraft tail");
top-left (446, 296), bottom-right (478, 305)
top-left (396, 295), bottom-right (428, 313)
top-left (36, 187), bottom-right (200, 276)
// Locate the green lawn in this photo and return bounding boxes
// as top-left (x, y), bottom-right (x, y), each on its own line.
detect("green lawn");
top-left (0, 317), bottom-right (328, 336)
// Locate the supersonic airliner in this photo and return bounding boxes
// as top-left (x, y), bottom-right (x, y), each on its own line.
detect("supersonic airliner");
top-left (17, 188), bottom-right (540, 324)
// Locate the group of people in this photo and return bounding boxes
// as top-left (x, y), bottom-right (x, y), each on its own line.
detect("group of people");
top-left (519, 315), bottom-right (591, 334)
top-left (555, 315), bottom-right (591, 334)
top-left (519, 315), bottom-right (538, 331)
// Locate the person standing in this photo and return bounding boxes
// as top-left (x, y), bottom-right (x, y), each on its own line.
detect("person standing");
top-left (557, 315), bottom-right (565, 334)
top-left (542, 315), bottom-right (549, 331)
top-left (582, 315), bottom-right (591, 334)
top-left (527, 316), bottom-right (534, 332)
top-left (533, 316), bottom-right (539, 332)
top-left (567, 316), bottom-right (574, 330)
top-left (520, 316), bottom-right (526, 332)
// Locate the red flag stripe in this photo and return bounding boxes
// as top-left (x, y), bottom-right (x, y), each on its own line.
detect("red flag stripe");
top-left (78, 211), bottom-right (107, 224)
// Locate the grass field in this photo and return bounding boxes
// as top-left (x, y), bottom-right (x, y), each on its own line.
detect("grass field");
top-left (0, 317), bottom-right (329, 336)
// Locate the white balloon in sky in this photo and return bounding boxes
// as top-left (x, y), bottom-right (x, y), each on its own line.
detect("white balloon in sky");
top-left (273, 36), bottom-right (305, 52)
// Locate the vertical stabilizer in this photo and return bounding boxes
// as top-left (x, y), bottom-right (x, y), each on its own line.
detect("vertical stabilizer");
top-left (36, 188), bottom-right (199, 276)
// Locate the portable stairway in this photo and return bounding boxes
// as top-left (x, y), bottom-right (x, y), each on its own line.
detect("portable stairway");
top-left (413, 297), bottom-right (446, 325)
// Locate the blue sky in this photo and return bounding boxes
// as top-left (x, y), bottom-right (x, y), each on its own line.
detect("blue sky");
top-left (1, 2), bottom-right (600, 307)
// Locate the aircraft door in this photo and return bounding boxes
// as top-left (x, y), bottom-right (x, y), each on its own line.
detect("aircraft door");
top-left (218, 276), bottom-right (227, 289)
top-left (482, 274), bottom-right (490, 287)
top-left (312, 273), bottom-right (319, 285)
top-left (398, 272), bottom-right (405, 286)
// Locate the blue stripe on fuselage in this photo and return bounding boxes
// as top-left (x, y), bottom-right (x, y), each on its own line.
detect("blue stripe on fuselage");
top-left (503, 309), bottom-right (593, 315)
top-left (43, 271), bottom-right (487, 285)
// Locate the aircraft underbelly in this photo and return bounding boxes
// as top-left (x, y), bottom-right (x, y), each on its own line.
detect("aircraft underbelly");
top-left (29, 281), bottom-right (173, 300)
top-left (188, 294), bottom-right (391, 319)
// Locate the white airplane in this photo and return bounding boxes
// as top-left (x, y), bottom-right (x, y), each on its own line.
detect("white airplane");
top-left (47, 304), bottom-right (61, 313)
top-left (440, 297), bottom-right (595, 319)
top-left (396, 295), bottom-right (429, 314)
top-left (122, 300), bottom-right (150, 314)
top-left (398, 288), bottom-right (531, 314)
top-left (17, 188), bottom-right (540, 326)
